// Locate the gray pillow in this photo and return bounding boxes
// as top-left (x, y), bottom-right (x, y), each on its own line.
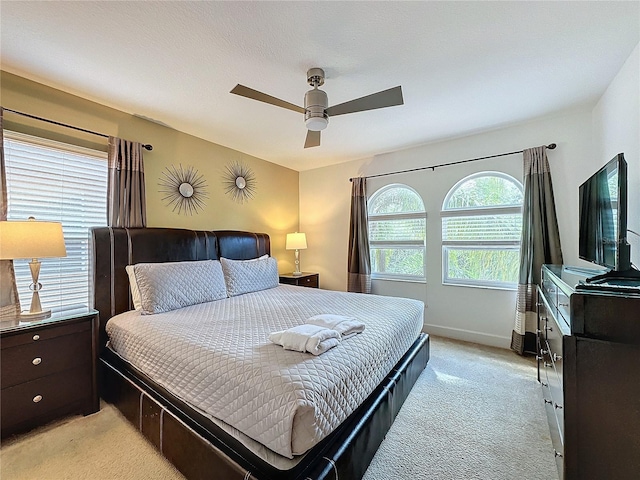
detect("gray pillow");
top-left (220, 256), bottom-right (279, 297)
top-left (127, 260), bottom-right (228, 315)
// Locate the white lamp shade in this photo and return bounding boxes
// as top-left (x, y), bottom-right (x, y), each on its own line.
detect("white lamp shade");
top-left (286, 232), bottom-right (307, 250)
top-left (0, 220), bottom-right (67, 260)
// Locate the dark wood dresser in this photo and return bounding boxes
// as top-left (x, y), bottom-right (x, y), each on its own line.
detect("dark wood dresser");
top-left (0, 307), bottom-right (100, 439)
top-left (279, 272), bottom-right (319, 288)
top-left (537, 265), bottom-right (640, 480)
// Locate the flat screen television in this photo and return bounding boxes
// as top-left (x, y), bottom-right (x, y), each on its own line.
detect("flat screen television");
top-left (578, 153), bottom-right (634, 282)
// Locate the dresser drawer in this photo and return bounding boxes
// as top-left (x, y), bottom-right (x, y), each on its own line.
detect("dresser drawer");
top-left (1, 328), bottom-right (91, 389)
top-left (0, 320), bottom-right (89, 349)
top-left (279, 273), bottom-right (319, 288)
top-left (543, 381), bottom-right (564, 468)
top-left (556, 290), bottom-right (571, 329)
top-left (297, 275), bottom-right (318, 288)
top-left (542, 273), bottom-right (558, 308)
top-left (545, 320), bottom-right (565, 441)
top-left (1, 366), bottom-right (92, 430)
top-left (546, 359), bottom-right (564, 438)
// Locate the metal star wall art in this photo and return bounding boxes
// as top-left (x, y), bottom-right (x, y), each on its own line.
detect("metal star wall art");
top-left (222, 162), bottom-right (257, 204)
top-left (158, 164), bottom-right (208, 215)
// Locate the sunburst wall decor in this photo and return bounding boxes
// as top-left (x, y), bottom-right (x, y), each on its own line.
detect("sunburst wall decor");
top-left (158, 164), bottom-right (208, 215)
top-left (222, 162), bottom-right (257, 204)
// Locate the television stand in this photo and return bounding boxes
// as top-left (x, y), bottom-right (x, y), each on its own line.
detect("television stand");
top-left (575, 267), bottom-right (640, 293)
top-left (582, 267), bottom-right (640, 284)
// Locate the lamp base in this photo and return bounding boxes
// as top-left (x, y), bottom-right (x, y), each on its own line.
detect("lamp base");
top-left (19, 309), bottom-right (51, 321)
top-left (293, 249), bottom-right (303, 277)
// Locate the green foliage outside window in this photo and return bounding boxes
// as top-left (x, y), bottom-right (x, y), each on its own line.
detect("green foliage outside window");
top-left (370, 186), bottom-right (425, 214)
top-left (446, 175), bottom-right (523, 208)
top-left (371, 248), bottom-right (425, 277)
top-left (446, 248), bottom-right (520, 284)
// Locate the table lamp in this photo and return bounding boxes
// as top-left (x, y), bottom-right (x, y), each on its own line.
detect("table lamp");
top-left (286, 232), bottom-right (307, 276)
top-left (0, 217), bottom-right (67, 319)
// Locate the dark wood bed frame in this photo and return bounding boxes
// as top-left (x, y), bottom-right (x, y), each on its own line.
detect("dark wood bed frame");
top-left (91, 227), bottom-right (430, 480)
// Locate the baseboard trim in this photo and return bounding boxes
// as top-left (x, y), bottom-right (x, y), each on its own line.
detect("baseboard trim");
top-left (422, 324), bottom-right (511, 349)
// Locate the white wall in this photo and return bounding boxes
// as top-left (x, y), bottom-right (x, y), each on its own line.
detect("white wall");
top-left (591, 43), bottom-right (640, 269)
top-left (300, 43), bottom-right (640, 349)
top-left (300, 107), bottom-right (593, 348)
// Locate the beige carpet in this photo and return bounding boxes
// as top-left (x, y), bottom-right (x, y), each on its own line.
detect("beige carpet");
top-left (1, 336), bottom-right (558, 480)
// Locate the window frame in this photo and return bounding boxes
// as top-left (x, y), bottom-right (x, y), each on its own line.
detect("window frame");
top-left (3, 130), bottom-right (108, 312)
top-left (368, 183), bottom-right (427, 282)
top-left (441, 171), bottom-right (523, 290)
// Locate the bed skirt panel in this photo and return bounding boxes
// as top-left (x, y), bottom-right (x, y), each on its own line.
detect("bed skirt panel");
top-left (388, 335), bottom-right (430, 421)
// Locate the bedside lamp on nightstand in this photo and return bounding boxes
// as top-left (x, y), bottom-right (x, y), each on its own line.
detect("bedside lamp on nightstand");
top-left (0, 217), bottom-right (67, 319)
top-left (286, 232), bottom-right (307, 276)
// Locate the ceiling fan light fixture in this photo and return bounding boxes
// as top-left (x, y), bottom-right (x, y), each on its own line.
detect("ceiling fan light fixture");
top-left (305, 116), bottom-right (328, 131)
top-left (304, 87), bottom-right (329, 131)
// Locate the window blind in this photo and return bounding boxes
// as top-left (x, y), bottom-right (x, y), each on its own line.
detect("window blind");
top-left (4, 132), bottom-right (108, 312)
top-left (442, 213), bottom-right (522, 242)
top-left (369, 217), bottom-right (426, 242)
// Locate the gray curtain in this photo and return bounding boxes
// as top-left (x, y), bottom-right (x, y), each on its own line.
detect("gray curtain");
top-left (107, 136), bottom-right (146, 227)
top-left (347, 177), bottom-right (371, 293)
top-left (0, 107), bottom-right (22, 318)
top-left (511, 146), bottom-right (563, 354)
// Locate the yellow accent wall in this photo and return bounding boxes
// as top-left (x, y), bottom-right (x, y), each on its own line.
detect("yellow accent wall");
top-left (1, 71), bottom-right (299, 271)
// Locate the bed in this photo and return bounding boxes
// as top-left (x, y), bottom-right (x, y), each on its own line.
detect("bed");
top-left (92, 227), bottom-right (429, 480)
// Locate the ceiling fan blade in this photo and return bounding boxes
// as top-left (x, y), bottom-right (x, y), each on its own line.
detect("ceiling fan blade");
top-left (304, 130), bottom-right (321, 148)
top-left (326, 86), bottom-right (404, 117)
top-left (230, 84), bottom-right (305, 114)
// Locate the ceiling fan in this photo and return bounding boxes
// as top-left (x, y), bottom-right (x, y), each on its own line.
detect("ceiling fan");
top-left (230, 68), bottom-right (404, 148)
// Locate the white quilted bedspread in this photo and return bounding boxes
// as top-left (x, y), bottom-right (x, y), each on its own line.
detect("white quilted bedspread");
top-left (106, 285), bottom-right (423, 459)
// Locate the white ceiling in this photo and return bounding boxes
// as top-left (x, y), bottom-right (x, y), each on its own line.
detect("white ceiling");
top-left (1, 1), bottom-right (638, 172)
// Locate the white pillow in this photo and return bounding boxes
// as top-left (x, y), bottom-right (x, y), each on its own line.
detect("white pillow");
top-left (126, 260), bottom-right (228, 315)
top-left (125, 265), bottom-right (143, 310)
top-left (220, 256), bottom-right (279, 297)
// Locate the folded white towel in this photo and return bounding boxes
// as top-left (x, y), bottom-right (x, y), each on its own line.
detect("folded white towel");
top-left (269, 324), bottom-right (341, 355)
top-left (306, 314), bottom-right (365, 338)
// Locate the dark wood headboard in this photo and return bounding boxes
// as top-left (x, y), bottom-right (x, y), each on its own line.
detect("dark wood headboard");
top-left (91, 227), bottom-right (270, 351)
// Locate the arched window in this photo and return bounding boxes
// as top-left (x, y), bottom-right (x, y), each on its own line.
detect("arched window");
top-left (368, 184), bottom-right (426, 280)
top-left (441, 172), bottom-right (523, 288)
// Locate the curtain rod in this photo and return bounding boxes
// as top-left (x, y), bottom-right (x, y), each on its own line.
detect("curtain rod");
top-left (2, 107), bottom-right (153, 151)
top-left (349, 143), bottom-right (556, 182)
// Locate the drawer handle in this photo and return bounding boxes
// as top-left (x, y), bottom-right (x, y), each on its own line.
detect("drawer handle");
top-left (554, 449), bottom-right (563, 458)
top-left (545, 325), bottom-right (553, 332)
top-left (544, 399), bottom-right (553, 405)
top-left (32, 357), bottom-right (42, 366)
top-left (553, 353), bottom-right (562, 362)
top-left (559, 303), bottom-right (569, 307)
top-left (544, 362), bottom-right (552, 368)
top-left (541, 382), bottom-right (548, 387)
top-left (540, 349), bottom-right (549, 355)
top-left (33, 334), bottom-right (40, 341)
top-left (555, 403), bottom-right (563, 410)
top-left (32, 395), bottom-right (43, 403)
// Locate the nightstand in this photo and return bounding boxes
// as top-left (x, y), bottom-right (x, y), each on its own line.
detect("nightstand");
top-left (0, 306), bottom-right (99, 439)
top-left (279, 272), bottom-right (319, 288)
